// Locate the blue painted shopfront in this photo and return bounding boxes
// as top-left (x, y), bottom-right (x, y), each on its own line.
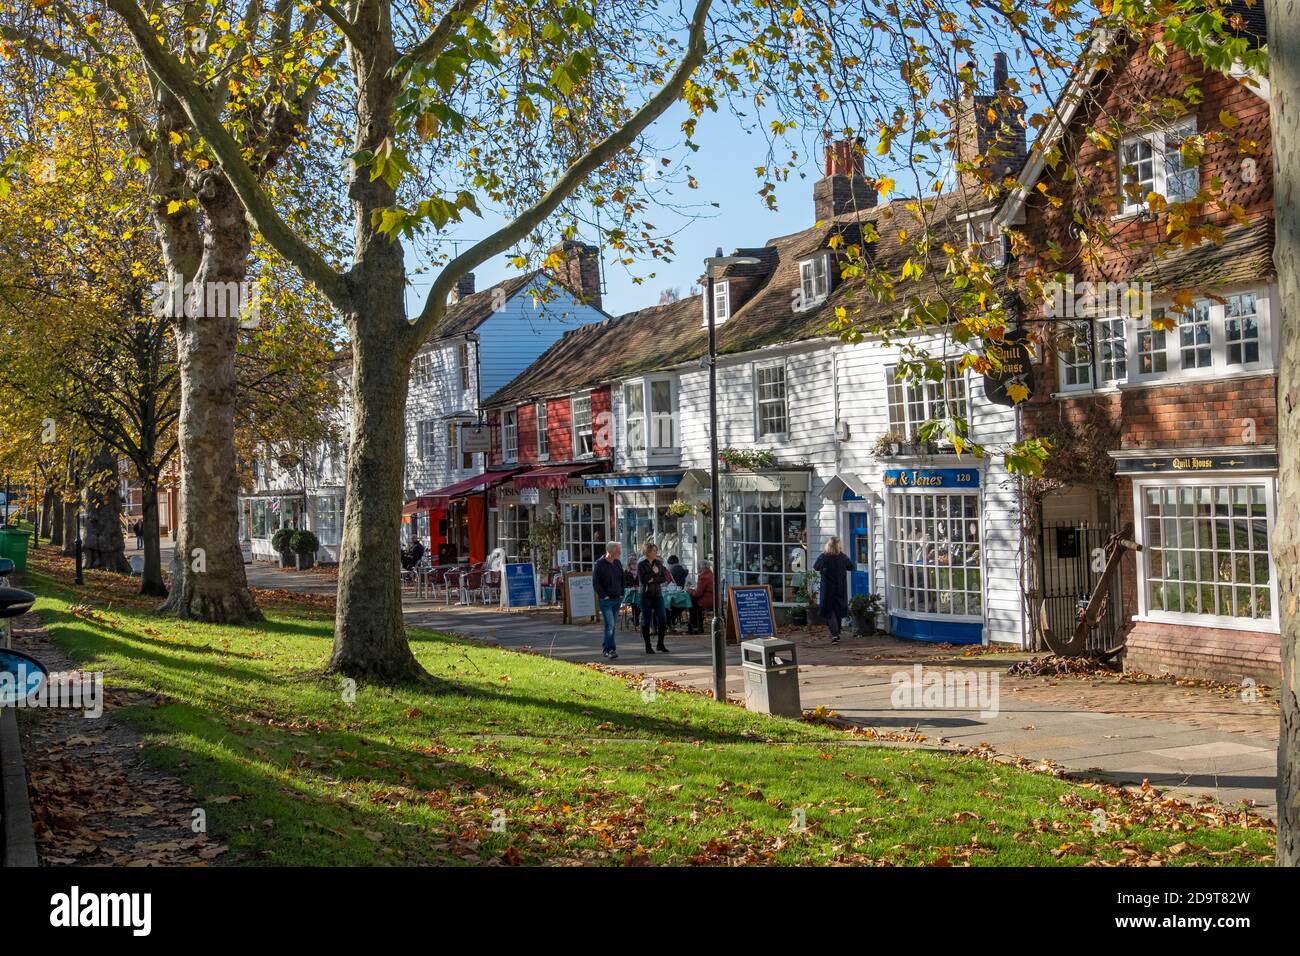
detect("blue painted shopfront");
top-left (884, 467), bottom-right (984, 645)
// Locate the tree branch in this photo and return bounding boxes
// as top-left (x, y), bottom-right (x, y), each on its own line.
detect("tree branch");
top-left (103, 0), bottom-right (350, 309)
top-left (405, 0), bottom-right (482, 67)
top-left (413, 0), bottom-right (714, 337)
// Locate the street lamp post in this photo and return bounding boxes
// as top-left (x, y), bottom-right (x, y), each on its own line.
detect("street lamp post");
top-left (703, 248), bottom-right (760, 702)
top-left (74, 498), bottom-right (84, 586)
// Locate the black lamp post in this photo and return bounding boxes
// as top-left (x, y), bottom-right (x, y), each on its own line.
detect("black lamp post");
top-left (703, 248), bottom-right (760, 702)
top-left (74, 497), bottom-right (84, 585)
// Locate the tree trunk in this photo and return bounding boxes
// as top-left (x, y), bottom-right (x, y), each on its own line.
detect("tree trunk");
top-left (158, 176), bottom-right (260, 623)
top-left (49, 490), bottom-right (62, 545)
top-left (61, 500), bottom-right (78, 556)
top-left (83, 448), bottom-right (130, 573)
top-left (1267, 0), bottom-right (1299, 867)
top-left (328, 304), bottom-right (424, 682)
top-left (138, 475), bottom-right (167, 597)
top-left (325, 26), bottom-right (424, 682)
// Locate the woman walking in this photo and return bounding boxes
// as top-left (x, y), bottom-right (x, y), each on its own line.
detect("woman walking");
top-left (813, 536), bottom-right (854, 644)
top-left (637, 542), bottom-right (670, 654)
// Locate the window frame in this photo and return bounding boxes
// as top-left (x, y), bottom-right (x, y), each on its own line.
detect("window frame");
top-left (797, 254), bottom-right (830, 310)
top-left (457, 342), bottom-right (472, 393)
top-left (536, 400), bottom-right (550, 460)
top-left (884, 361), bottom-right (972, 440)
top-left (754, 361), bottom-right (789, 439)
top-left (1133, 475), bottom-right (1279, 633)
top-left (1060, 286), bottom-right (1273, 391)
top-left (417, 418), bottom-right (437, 461)
top-left (1119, 116), bottom-right (1199, 214)
top-left (501, 408), bottom-right (518, 463)
top-left (571, 391), bottom-right (595, 458)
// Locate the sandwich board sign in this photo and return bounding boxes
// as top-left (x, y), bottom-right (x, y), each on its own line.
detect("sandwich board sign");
top-left (502, 562), bottom-right (538, 609)
top-left (727, 584), bottom-right (776, 645)
top-left (564, 573), bottom-right (596, 623)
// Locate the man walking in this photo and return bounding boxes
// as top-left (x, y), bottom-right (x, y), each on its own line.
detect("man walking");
top-left (593, 541), bottom-right (625, 659)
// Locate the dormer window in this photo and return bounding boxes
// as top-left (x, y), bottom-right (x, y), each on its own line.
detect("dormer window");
top-left (966, 217), bottom-right (1005, 266)
top-left (1120, 116), bottom-right (1199, 213)
top-left (798, 255), bottom-right (829, 310)
top-left (703, 280), bottom-right (730, 326)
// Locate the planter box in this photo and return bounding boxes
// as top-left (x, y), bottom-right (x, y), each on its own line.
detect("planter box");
top-left (278, 551), bottom-right (295, 569)
top-left (296, 552), bottom-right (315, 571)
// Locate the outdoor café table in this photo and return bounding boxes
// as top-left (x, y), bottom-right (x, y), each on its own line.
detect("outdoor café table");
top-left (622, 587), bottom-right (691, 610)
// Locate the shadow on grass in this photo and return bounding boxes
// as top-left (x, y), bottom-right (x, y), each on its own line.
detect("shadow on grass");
top-left (37, 608), bottom-right (273, 686)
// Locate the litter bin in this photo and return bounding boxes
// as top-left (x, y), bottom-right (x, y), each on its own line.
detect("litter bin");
top-left (740, 637), bottom-right (801, 717)
top-left (0, 528), bottom-right (30, 573)
top-left (0, 585), bottom-right (35, 650)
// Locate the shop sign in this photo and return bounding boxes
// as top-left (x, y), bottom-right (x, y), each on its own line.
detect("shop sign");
top-left (981, 331), bottom-right (1034, 407)
top-left (884, 468), bottom-right (980, 489)
top-left (1114, 452), bottom-right (1278, 475)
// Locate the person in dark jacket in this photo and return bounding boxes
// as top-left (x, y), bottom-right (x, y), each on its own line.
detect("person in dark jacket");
top-left (813, 536), bottom-right (854, 644)
top-left (687, 559), bottom-right (715, 634)
top-left (665, 555), bottom-right (689, 630)
top-left (636, 542), bottom-right (670, 654)
top-left (592, 542), bottom-right (625, 658)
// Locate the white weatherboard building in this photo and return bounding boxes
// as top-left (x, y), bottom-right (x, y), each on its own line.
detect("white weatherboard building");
top-left (241, 244), bottom-right (609, 565)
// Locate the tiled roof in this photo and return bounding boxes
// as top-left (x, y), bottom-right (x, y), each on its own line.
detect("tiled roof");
top-left (713, 193), bottom-right (966, 355)
top-left (1132, 219), bottom-right (1274, 291)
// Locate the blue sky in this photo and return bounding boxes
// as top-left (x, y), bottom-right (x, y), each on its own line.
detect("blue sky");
top-left (406, 100), bottom-right (834, 319)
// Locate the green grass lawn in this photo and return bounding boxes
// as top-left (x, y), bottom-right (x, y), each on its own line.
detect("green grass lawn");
top-left (22, 568), bottom-right (1275, 866)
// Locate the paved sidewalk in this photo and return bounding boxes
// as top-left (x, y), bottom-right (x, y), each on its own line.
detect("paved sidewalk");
top-left (246, 560), bottom-right (1282, 819)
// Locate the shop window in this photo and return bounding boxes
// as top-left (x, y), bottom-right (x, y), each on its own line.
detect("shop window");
top-left (721, 488), bottom-right (807, 602)
top-left (500, 504), bottom-right (532, 562)
top-left (887, 492), bottom-right (982, 618)
top-left (314, 494), bottom-right (343, 547)
top-left (1139, 481), bottom-right (1275, 626)
top-left (562, 501), bottom-right (605, 570)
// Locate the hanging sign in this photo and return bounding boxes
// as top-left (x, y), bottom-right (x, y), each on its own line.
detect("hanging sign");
top-left (460, 424), bottom-right (492, 454)
top-left (982, 330), bottom-right (1035, 407)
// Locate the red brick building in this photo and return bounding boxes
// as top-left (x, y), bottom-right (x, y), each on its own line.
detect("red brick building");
top-left (998, 18), bottom-right (1278, 682)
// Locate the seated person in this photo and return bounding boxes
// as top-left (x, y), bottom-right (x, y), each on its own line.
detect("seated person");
top-left (665, 555), bottom-right (689, 630)
top-left (401, 538), bottom-right (425, 571)
top-left (687, 560), bottom-right (715, 634)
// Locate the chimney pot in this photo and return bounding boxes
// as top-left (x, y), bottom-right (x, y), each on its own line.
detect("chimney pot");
top-left (549, 239), bottom-right (602, 311)
top-left (814, 136), bottom-right (876, 220)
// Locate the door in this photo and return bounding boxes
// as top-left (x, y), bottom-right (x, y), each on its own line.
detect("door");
top-left (845, 509), bottom-right (871, 598)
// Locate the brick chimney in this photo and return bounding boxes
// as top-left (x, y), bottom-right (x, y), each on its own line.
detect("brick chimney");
top-left (451, 272), bottom-right (475, 302)
top-left (548, 239), bottom-right (602, 310)
top-left (813, 136), bottom-right (877, 221)
top-left (957, 52), bottom-right (1027, 196)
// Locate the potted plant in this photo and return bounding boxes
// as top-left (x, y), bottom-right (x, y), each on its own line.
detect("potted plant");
top-left (527, 510), bottom-right (563, 601)
top-left (790, 570), bottom-right (816, 626)
top-left (849, 593), bottom-right (883, 635)
top-left (290, 530), bottom-right (319, 570)
top-left (718, 447), bottom-right (777, 472)
top-left (873, 429), bottom-right (906, 458)
top-left (271, 528), bottom-right (295, 569)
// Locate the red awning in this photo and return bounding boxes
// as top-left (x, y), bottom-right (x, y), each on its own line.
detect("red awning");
top-left (402, 469), bottom-right (523, 515)
top-left (512, 462), bottom-right (607, 490)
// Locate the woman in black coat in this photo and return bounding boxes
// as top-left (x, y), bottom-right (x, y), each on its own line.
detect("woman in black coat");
top-left (813, 537), bottom-right (854, 644)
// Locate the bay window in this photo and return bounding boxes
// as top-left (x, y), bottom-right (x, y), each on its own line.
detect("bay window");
top-left (888, 491), bottom-right (982, 618)
top-left (313, 494), bottom-right (343, 547)
top-left (1137, 479), bottom-right (1276, 629)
